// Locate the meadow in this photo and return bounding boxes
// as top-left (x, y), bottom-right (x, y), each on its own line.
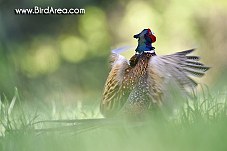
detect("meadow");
top-left (0, 86), bottom-right (226, 151)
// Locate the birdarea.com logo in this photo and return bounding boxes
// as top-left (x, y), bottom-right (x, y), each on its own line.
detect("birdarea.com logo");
top-left (14, 6), bottom-right (86, 15)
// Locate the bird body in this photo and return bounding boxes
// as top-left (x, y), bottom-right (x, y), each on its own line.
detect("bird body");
top-left (101, 29), bottom-right (209, 118)
top-left (101, 52), bottom-right (153, 117)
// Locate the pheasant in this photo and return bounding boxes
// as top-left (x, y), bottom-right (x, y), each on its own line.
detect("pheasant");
top-left (101, 28), bottom-right (210, 118)
top-left (32, 29), bottom-right (209, 132)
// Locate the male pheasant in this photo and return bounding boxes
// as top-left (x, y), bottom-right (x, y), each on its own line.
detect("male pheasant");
top-left (101, 28), bottom-right (209, 118)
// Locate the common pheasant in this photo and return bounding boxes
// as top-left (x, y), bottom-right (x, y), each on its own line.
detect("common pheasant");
top-left (101, 28), bottom-right (209, 118)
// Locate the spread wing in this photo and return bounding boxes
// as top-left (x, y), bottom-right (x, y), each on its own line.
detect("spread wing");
top-left (100, 52), bottom-right (131, 117)
top-left (147, 49), bottom-right (210, 106)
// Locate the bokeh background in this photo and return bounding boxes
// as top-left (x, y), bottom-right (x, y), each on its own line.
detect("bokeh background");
top-left (0, 0), bottom-right (227, 105)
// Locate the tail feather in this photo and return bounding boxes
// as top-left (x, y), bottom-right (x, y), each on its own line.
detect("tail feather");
top-left (31, 118), bottom-right (145, 134)
top-left (32, 118), bottom-right (118, 134)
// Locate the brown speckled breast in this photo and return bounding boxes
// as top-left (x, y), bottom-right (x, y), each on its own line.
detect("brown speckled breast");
top-left (118, 53), bottom-right (154, 117)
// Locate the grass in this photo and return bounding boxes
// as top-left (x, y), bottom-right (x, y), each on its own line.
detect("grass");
top-left (0, 86), bottom-right (227, 151)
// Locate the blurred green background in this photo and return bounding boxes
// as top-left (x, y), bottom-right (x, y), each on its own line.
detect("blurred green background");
top-left (0, 0), bottom-right (227, 104)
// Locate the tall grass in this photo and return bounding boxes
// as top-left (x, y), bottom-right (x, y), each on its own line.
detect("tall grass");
top-left (0, 86), bottom-right (227, 151)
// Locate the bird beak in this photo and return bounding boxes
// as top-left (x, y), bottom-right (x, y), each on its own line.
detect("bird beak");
top-left (133, 33), bottom-right (140, 39)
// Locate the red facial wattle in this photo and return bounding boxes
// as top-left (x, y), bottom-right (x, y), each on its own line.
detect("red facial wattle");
top-left (147, 28), bottom-right (156, 43)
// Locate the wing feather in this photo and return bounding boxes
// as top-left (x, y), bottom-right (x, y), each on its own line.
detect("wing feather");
top-left (147, 49), bottom-right (209, 105)
top-left (101, 53), bottom-right (130, 117)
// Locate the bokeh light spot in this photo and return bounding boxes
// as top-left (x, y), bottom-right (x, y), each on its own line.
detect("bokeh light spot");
top-left (78, 6), bottom-right (110, 55)
top-left (119, 1), bottom-right (160, 43)
top-left (60, 36), bottom-right (88, 63)
top-left (20, 45), bottom-right (60, 77)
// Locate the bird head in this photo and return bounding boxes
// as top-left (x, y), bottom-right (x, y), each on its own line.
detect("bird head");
top-left (134, 28), bottom-right (156, 53)
top-left (133, 28), bottom-right (156, 43)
